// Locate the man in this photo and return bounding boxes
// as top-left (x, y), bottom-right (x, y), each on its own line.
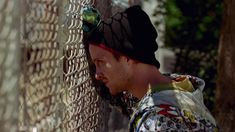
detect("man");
top-left (83, 5), bottom-right (218, 131)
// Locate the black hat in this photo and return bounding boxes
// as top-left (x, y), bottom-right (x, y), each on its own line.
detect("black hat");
top-left (85, 5), bottom-right (160, 68)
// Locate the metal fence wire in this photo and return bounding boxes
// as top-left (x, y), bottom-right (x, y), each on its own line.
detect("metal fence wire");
top-left (0, 0), bottom-right (150, 131)
top-left (0, 0), bottom-right (109, 131)
top-left (0, 0), bottom-right (20, 131)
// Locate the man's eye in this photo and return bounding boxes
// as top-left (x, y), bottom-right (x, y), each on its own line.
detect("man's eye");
top-left (95, 60), bottom-right (104, 67)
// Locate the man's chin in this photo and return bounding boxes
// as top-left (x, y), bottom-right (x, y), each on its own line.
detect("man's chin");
top-left (105, 84), bottom-right (123, 96)
top-left (108, 89), bottom-right (118, 96)
top-left (106, 86), bottom-right (119, 96)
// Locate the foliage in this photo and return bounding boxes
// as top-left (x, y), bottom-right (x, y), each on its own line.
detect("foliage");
top-left (163, 0), bottom-right (223, 113)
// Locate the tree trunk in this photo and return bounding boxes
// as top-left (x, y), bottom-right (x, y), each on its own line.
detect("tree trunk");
top-left (216, 0), bottom-right (235, 131)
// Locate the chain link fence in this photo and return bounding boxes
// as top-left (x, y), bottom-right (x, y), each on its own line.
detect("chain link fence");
top-left (0, 0), bottom-right (20, 131)
top-left (1, 0), bottom-right (108, 131)
top-left (0, 0), bottom-right (150, 131)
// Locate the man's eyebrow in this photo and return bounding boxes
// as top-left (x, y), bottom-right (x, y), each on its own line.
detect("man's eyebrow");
top-left (92, 58), bottom-right (100, 63)
top-left (92, 58), bottom-right (97, 62)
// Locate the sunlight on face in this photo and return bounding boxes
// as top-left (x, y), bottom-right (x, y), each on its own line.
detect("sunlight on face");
top-left (105, 62), bottom-right (112, 68)
top-left (89, 44), bottom-right (132, 95)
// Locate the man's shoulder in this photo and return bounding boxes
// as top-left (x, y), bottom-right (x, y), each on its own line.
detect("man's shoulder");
top-left (129, 104), bottom-right (218, 132)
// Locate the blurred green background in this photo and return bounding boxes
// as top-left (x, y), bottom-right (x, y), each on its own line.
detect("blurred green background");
top-left (157, 0), bottom-right (223, 113)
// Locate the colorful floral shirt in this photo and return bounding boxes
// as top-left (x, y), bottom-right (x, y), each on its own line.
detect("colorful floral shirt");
top-left (129, 74), bottom-right (219, 132)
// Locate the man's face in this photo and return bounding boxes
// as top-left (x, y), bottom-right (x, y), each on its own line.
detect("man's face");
top-left (89, 44), bottom-right (132, 95)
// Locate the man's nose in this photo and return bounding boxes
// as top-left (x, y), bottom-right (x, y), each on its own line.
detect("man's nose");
top-left (95, 71), bottom-right (104, 80)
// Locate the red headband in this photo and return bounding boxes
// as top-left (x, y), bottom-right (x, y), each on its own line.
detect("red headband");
top-left (91, 43), bottom-right (140, 63)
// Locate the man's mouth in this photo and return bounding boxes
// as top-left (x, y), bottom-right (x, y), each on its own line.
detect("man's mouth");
top-left (103, 81), bottom-right (108, 85)
top-left (102, 79), bottom-right (108, 85)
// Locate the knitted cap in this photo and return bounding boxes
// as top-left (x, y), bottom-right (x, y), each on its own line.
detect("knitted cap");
top-left (85, 5), bottom-right (160, 68)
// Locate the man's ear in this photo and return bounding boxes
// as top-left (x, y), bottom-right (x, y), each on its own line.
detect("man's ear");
top-left (120, 56), bottom-right (138, 65)
top-left (120, 56), bottom-right (130, 63)
top-left (129, 59), bottom-right (138, 65)
top-left (122, 56), bottom-right (130, 61)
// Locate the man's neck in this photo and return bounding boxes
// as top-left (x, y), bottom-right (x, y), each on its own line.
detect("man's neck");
top-left (127, 64), bottom-right (172, 99)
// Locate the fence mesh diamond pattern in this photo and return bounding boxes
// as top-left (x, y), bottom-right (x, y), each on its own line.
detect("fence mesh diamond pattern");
top-left (1, 0), bottom-right (107, 131)
top-left (0, 0), bottom-right (20, 131)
